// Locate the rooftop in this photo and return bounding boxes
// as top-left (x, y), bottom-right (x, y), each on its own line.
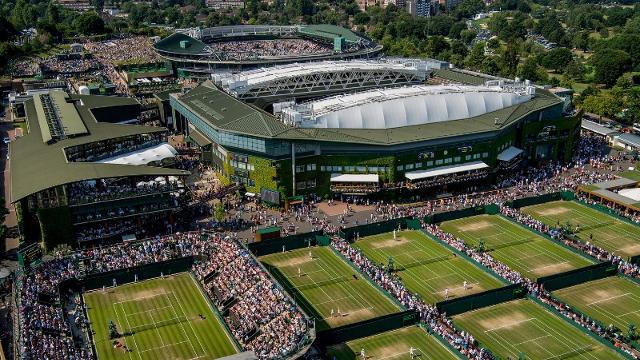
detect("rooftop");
top-left (281, 84), bottom-right (535, 129)
top-left (215, 60), bottom-right (429, 95)
top-left (10, 92), bottom-right (189, 202)
top-left (175, 79), bottom-right (562, 146)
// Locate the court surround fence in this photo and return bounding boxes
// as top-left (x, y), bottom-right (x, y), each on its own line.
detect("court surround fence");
top-left (435, 284), bottom-right (525, 316)
top-left (507, 191), bottom-right (575, 209)
top-left (338, 217), bottom-right (420, 241)
top-left (247, 231), bottom-right (328, 256)
top-left (536, 261), bottom-right (617, 292)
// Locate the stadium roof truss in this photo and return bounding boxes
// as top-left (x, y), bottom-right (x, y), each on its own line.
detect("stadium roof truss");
top-left (216, 61), bottom-right (428, 101)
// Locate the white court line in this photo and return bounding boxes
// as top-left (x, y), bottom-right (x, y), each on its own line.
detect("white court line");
top-left (534, 261), bottom-right (569, 271)
top-left (125, 304), bottom-right (173, 317)
top-left (170, 291), bottom-right (208, 357)
top-left (485, 318), bottom-right (536, 332)
top-left (514, 334), bottom-right (551, 346)
top-left (587, 293), bottom-right (631, 306)
top-left (138, 340), bottom-right (189, 354)
top-left (118, 302), bottom-right (144, 360)
top-left (112, 301), bottom-right (136, 360)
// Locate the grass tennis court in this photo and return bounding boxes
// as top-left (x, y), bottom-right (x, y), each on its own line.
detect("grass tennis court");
top-left (259, 246), bottom-right (401, 331)
top-left (439, 214), bottom-right (594, 280)
top-left (326, 325), bottom-right (460, 360)
top-left (453, 298), bottom-right (625, 360)
top-left (522, 200), bottom-right (640, 257)
top-left (354, 230), bottom-right (506, 304)
top-left (84, 273), bottom-right (237, 360)
top-left (553, 276), bottom-right (640, 332)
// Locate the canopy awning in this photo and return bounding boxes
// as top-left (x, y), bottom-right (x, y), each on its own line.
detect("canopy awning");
top-left (97, 143), bottom-right (177, 166)
top-left (188, 125), bottom-right (212, 147)
top-left (497, 146), bottom-right (523, 162)
top-left (617, 188), bottom-right (640, 202)
top-left (405, 161), bottom-right (489, 181)
top-left (330, 173), bottom-right (379, 183)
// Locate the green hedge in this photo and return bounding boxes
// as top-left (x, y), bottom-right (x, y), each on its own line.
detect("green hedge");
top-left (37, 206), bottom-right (74, 252)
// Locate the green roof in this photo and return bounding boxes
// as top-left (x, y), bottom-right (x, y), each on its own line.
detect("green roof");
top-left (177, 81), bottom-right (563, 146)
top-left (34, 91), bottom-right (88, 143)
top-left (10, 93), bottom-right (189, 202)
top-left (300, 25), bottom-right (364, 43)
top-left (154, 32), bottom-right (208, 55)
top-left (433, 69), bottom-right (487, 85)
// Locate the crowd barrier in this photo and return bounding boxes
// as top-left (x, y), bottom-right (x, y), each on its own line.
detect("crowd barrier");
top-left (338, 217), bottom-right (415, 241)
top-left (424, 204), bottom-right (499, 224)
top-left (319, 310), bottom-right (420, 345)
top-left (61, 257), bottom-right (195, 291)
top-left (435, 284), bottom-right (525, 316)
top-left (536, 261), bottom-right (617, 292)
top-left (247, 231), bottom-right (326, 256)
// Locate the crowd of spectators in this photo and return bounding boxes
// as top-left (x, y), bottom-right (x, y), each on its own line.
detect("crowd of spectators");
top-left (332, 236), bottom-right (492, 359)
top-left (207, 39), bottom-right (331, 61)
top-left (421, 221), bottom-right (639, 358)
top-left (16, 231), bottom-right (312, 360)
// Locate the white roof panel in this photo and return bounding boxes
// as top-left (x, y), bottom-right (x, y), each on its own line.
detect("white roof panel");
top-left (405, 161), bottom-right (489, 181)
top-left (618, 188), bottom-right (640, 202)
top-left (97, 143), bottom-right (177, 166)
top-left (330, 173), bottom-right (379, 183)
top-left (290, 84), bottom-right (534, 129)
top-left (497, 146), bottom-right (523, 161)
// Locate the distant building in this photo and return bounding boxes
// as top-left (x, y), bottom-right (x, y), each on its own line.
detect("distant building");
top-left (55, 0), bottom-right (93, 11)
top-left (356, 0), bottom-right (379, 11)
top-left (444, 0), bottom-right (462, 11)
top-left (205, 0), bottom-right (244, 9)
top-left (407, 0), bottom-right (438, 17)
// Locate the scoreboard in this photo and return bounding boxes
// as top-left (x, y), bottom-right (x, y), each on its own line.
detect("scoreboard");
top-left (18, 242), bottom-right (43, 269)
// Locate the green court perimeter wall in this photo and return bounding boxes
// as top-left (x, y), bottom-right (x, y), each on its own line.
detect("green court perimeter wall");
top-left (536, 261), bottom-right (617, 292)
top-left (339, 217), bottom-right (420, 241)
top-left (509, 191), bottom-right (575, 209)
top-left (423, 204), bottom-right (499, 224)
top-left (64, 257), bottom-right (195, 291)
top-left (247, 231), bottom-right (327, 256)
top-left (435, 284), bottom-right (525, 316)
top-left (319, 310), bottom-right (420, 345)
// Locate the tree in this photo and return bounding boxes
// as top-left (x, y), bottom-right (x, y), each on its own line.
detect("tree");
top-left (73, 11), bottom-right (105, 35)
top-left (518, 56), bottom-right (546, 83)
top-left (541, 47), bottom-right (573, 73)
top-left (591, 48), bottom-right (632, 87)
top-left (214, 202), bottom-right (225, 222)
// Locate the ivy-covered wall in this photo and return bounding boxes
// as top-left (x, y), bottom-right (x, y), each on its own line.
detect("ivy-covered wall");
top-left (37, 206), bottom-right (74, 252)
top-left (522, 114), bottom-right (580, 162)
top-left (247, 156), bottom-right (278, 194)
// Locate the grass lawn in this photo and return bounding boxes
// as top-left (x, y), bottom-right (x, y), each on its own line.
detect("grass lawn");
top-left (326, 325), bottom-right (460, 360)
top-left (453, 298), bottom-right (625, 360)
top-left (84, 273), bottom-right (237, 360)
top-left (354, 230), bottom-right (506, 304)
top-left (553, 276), bottom-right (640, 332)
top-left (439, 214), bottom-right (594, 280)
top-left (522, 200), bottom-right (640, 257)
top-left (618, 170), bottom-right (640, 182)
top-left (259, 246), bottom-right (401, 331)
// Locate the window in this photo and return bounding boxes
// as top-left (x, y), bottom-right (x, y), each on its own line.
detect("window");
top-left (482, 152), bottom-right (489, 158)
top-left (454, 156), bottom-right (460, 162)
top-left (473, 154), bottom-right (481, 159)
top-left (405, 163), bottom-right (414, 170)
top-left (295, 165), bottom-right (305, 173)
top-left (356, 166), bottom-right (366, 172)
top-left (435, 159), bottom-right (443, 165)
top-left (426, 161), bottom-right (433, 167)
top-left (306, 164), bottom-right (316, 171)
top-left (335, 166), bottom-right (343, 172)
top-left (320, 166), bottom-right (326, 172)
top-left (397, 165), bottom-right (404, 171)
top-left (444, 158), bottom-right (452, 164)
top-left (345, 166), bottom-right (355, 172)
top-left (369, 166), bottom-right (378, 173)
top-left (306, 179), bottom-right (316, 188)
top-left (465, 155), bottom-right (471, 161)
top-left (415, 162), bottom-right (422, 169)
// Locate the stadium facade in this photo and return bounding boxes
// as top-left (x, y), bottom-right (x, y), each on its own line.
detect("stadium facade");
top-left (170, 66), bottom-right (580, 202)
top-left (9, 91), bottom-right (189, 248)
top-left (153, 25), bottom-right (384, 77)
